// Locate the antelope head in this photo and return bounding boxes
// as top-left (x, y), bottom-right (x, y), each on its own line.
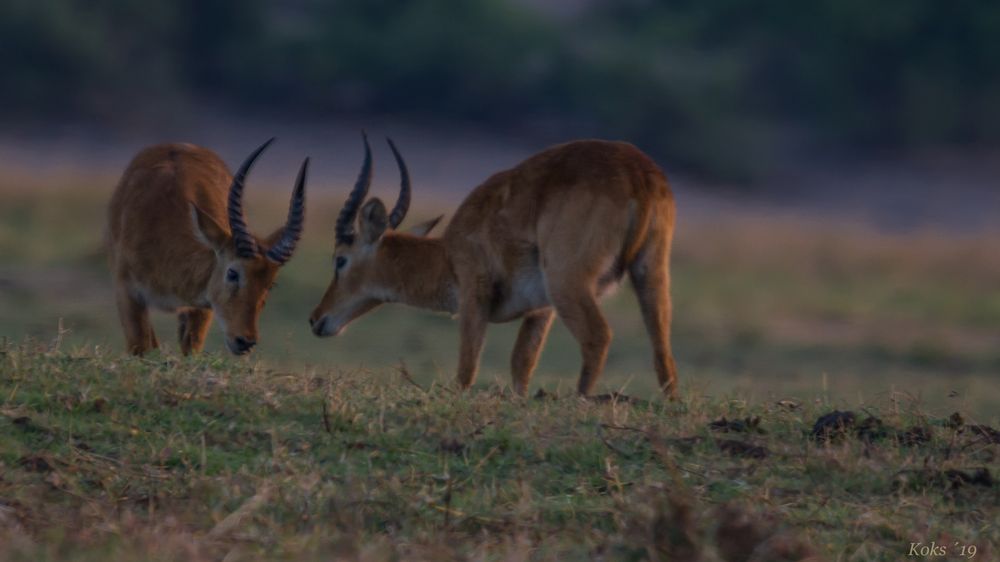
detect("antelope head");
top-left (190, 139), bottom-right (309, 354)
top-left (309, 134), bottom-right (442, 337)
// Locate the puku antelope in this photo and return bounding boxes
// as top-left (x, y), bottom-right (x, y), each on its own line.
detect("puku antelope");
top-left (309, 137), bottom-right (678, 397)
top-left (107, 139), bottom-right (308, 356)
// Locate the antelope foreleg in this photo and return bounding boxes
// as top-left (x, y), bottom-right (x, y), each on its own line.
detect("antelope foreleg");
top-left (178, 308), bottom-right (213, 355)
top-left (456, 292), bottom-right (489, 390)
top-left (510, 309), bottom-right (555, 396)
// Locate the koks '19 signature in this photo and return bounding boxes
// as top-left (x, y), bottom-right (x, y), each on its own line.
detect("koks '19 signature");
top-left (909, 541), bottom-right (977, 558)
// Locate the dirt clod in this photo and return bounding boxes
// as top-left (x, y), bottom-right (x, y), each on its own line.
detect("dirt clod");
top-left (91, 397), bottom-right (108, 413)
top-left (855, 416), bottom-right (889, 443)
top-left (587, 392), bottom-right (651, 407)
top-left (17, 455), bottom-right (52, 472)
top-left (944, 412), bottom-right (1000, 444)
top-left (710, 416), bottom-right (766, 434)
top-left (533, 388), bottom-right (557, 401)
top-left (717, 439), bottom-right (771, 459)
top-left (439, 438), bottom-right (466, 455)
top-left (775, 399), bottom-right (801, 411)
top-left (811, 411), bottom-right (856, 443)
top-left (897, 426), bottom-right (932, 446)
top-left (965, 424), bottom-right (1000, 444)
top-left (668, 436), bottom-right (770, 459)
top-left (892, 467), bottom-right (993, 491)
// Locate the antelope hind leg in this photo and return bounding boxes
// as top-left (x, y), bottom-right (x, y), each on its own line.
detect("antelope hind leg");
top-left (628, 236), bottom-right (678, 399)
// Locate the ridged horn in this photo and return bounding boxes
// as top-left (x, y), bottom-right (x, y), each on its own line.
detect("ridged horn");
top-left (386, 137), bottom-right (410, 229)
top-left (265, 157), bottom-right (309, 265)
top-left (335, 132), bottom-right (373, 245)
top-left (228, 138), bottom-right (275, 258)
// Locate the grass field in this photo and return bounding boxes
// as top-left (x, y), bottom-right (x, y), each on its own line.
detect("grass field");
top-left (1, 184), bottom-right (999, 559)
top-left (0, 344), bottom-right (997, 560)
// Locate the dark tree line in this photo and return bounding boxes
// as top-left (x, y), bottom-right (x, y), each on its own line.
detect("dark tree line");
top-left (2, 0), bottom-right (997, 178)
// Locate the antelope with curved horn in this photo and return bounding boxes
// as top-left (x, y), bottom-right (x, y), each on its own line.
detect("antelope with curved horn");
top-left (107, 139), bottom-right (308, 356)
top-left (310, 136), bottom-right (677, 397)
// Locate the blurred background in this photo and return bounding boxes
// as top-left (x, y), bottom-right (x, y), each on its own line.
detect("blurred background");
top-left (1, 0), bottom-right (998, 415)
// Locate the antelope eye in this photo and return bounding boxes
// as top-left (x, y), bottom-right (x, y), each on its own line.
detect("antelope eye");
top-left (335, 256), bottom-right (348, 270)
top-left (225, 268), bottom-right (239, 283)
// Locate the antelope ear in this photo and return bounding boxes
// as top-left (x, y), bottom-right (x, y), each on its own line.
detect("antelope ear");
top-left (407, 214), bottom-right (444, 237)
top-left (358, 198), bottom-right (388, 244)
top-left (189, 204), bottom-right (230, 251)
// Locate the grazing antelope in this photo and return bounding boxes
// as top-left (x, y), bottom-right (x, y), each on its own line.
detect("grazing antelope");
top-left (310, 137), bottom-right (677, 397)
top-left (107, 139), bottom-right (308, 356)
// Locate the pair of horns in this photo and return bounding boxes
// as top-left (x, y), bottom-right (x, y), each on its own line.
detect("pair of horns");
top-left (335, 133), bottom-right (410, 245)
top-left (228, 138), bottom-right (308, 264)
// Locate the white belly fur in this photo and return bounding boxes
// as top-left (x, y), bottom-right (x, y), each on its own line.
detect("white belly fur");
top-left (493, 269), bottom-right (550, 321)
top-left (490, 257), bottom-right (624, 322)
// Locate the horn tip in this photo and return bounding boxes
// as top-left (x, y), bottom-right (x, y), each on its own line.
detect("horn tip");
top-left (295, 158), bottom-right (309, 190)
top-left (296, 159), bottom-right (310, 186)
